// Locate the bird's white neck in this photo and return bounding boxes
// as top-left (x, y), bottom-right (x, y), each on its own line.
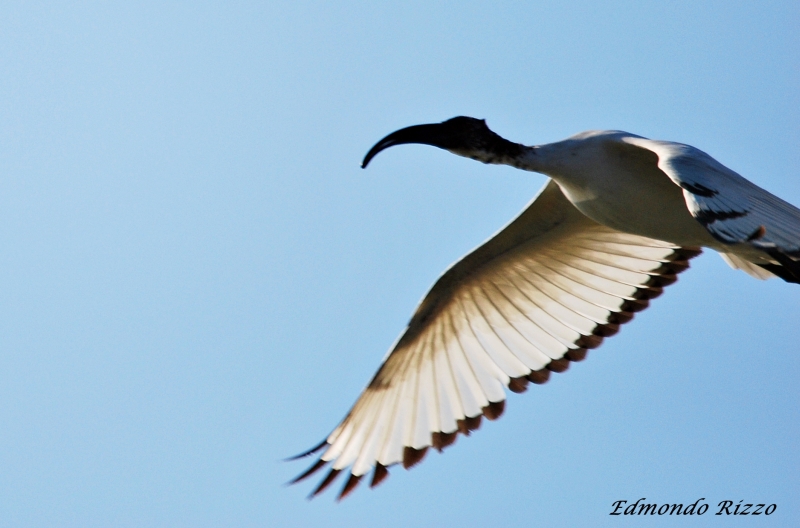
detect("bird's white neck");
top-left (465, 144), bottom-right (561, 176)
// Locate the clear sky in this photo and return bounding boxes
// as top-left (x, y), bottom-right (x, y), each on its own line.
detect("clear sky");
top-left (0, 1), bottom-right (798, 526)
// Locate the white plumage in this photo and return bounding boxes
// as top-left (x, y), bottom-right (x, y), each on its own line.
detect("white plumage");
top-left (290, 117), bottom-right (800, 499)
top-left (622, 136), bottom-right (800, 255)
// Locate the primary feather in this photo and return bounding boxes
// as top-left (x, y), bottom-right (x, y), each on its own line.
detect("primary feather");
top-left (292, 181), bottom-right (699, 499)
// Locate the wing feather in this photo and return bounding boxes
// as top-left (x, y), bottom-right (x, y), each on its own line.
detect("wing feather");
top-left (507, 264), bottom-right (610, 324)
top-left (442, 310), bottom-right (486, 419)
top-left (292, 180), bottom-right (700, 496)
top-left (477, 283), bottom-right (562, 366)
top-left (622, 136), bottom-right (800, 281)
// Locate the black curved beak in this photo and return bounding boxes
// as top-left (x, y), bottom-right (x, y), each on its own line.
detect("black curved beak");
top-left (361, 123), bottom-right (449, 169)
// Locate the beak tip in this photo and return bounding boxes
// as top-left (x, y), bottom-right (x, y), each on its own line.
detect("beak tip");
top-left (361, 153), bottom-right (376, 169)
top-left (361, 121), bottom-right (442, 170)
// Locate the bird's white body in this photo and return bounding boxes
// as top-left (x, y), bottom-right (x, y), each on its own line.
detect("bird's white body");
top-left (503, 129), bottom-right (799, 276)
top-left (525, 131), bottom-right (717, 247)
top-left (292, 117), bottom-right (800, 499)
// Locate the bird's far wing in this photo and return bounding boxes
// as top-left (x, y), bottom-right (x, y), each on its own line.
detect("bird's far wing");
top-left (290, 180), bottom-right (700, 500)
top-left (621, 137), bottom-right (800, 274)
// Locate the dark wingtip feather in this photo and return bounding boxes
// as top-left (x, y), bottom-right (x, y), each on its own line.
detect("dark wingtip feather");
top-left (483, 400), bottom-right (505, 420)
top-left (576, 334), bottom-right (604, 349)
top-left (432, 431), bottom-right (457, 451)
top-left (370, 464), bottom-right (389, 488)
top-left (466, 414), bottom-right (482, 430)
top-left (546, 358), bottom-right (570, 373)
top-left (402, 446), bottom-right (428, 469)
top-left (621, 298), bottom-right (649, 313)
top-left (457, 414), bottom-right (482, 435)
top-left (285, 439), bottom-right (328, 461)
top-left (593, 323), bottom-right (620, 337)
top-left (308, 468), bottom-right (342, 499)
top-left (646, 273), bottom-right (678, 288)
top-left (508, 376), bottom-right (529, 393)
top-left (607, 311), bottom-right (634, 325)
top-left (670, 247), bottom-right (702, 260)
top-left (289, 457), bottom-right (329, 485)
top-left (654, 260), bottom-right (690, 275)
top-left (336, 473), bottom-right (362, 501)
top-left (565, 348), bottom-right (588, 362)
top-left (633, 286), bottom-right (663, 300)
top-left (527, 368), bottom-right (550, 384)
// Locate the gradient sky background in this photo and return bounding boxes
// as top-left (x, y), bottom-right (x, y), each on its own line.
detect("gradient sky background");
top-left (1, 1), bottom-right (798, 527)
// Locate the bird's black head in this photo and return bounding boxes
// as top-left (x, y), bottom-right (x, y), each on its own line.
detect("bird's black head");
top-left (361, 116), bottom-right (524, 168)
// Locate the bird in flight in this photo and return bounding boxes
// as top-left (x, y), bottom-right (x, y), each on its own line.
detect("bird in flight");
top-left (289, 117), bottom-right (800, 500)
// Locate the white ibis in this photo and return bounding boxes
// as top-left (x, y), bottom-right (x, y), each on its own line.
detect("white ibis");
top-left (290, 117), bottom-right (800, 500)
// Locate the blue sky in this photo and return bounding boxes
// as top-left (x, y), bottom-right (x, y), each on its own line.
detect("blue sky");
top-left (0, 1), bottom-right (798, 526)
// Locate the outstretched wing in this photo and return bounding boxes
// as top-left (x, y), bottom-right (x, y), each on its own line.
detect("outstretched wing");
top-left (290, 180), bottom-right (700, 499)
top-left (621, 137), bottom-right (800, 281)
